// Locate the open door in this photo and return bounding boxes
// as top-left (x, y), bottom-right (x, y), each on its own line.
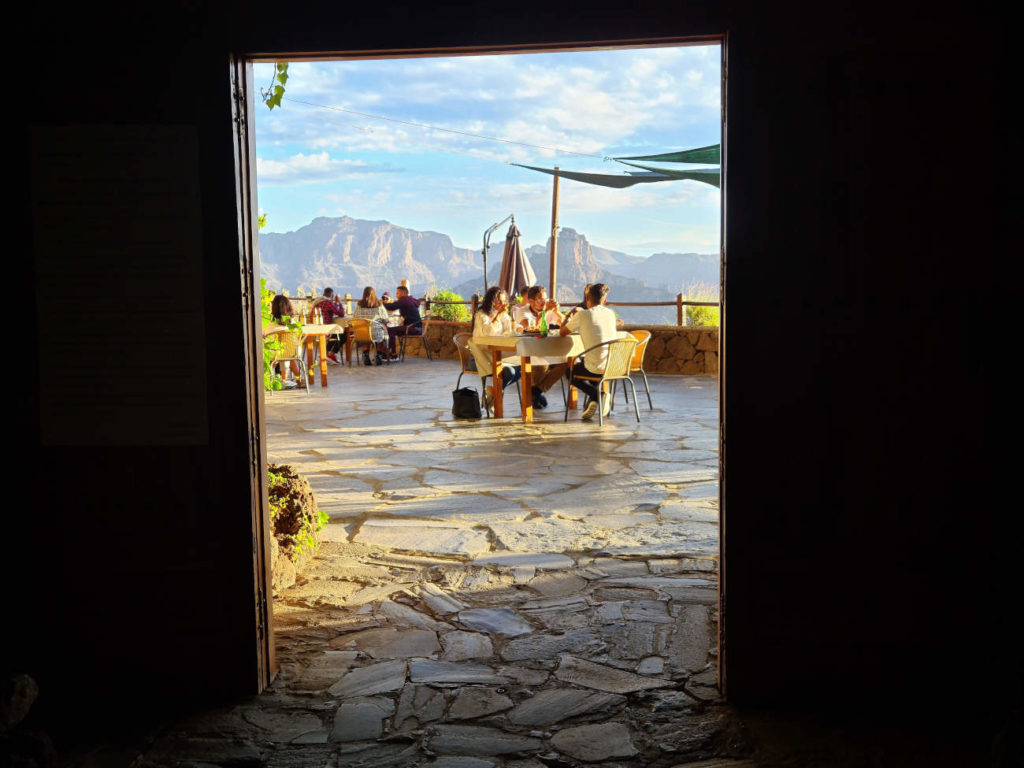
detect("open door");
top-left (230, 55), bottom-right (276, 690)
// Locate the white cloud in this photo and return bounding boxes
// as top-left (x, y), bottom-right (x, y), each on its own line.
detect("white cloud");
top-left (256, 152), bottom-right (397, 185)
top-left (254, 45), bottom-right (720, 161)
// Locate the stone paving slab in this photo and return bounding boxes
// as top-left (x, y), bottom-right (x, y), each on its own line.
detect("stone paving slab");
top-left (371, 493), bottom-right (531, 524)
top-left (353, 519), bottom-right (492, 558)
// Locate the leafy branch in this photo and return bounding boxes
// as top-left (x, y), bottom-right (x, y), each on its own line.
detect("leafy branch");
top-left (261, 62), bottom-right (289, 110)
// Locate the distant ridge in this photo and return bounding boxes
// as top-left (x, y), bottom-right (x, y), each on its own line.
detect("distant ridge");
top-left (259, 216), bottom-right (718, 324)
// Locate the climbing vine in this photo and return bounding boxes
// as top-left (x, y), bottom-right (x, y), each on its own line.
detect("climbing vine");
top-left (261, 62), bottom-right (289, 110)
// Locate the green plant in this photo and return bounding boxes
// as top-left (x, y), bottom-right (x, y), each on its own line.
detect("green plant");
top-left (292, 510), bottom-right (330, 561)
top-left (261, 62), bottom-right (289, 110)
top-left (428, 289), bottom-right (471, 322)
top-left (267, 464), bottom-right (328, 563)
top-left (682, 281), bottom-right (720, 327)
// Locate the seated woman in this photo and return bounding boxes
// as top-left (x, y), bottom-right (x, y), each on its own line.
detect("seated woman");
top-left (354, 286), bottom-right (390, 365)
top-left (270, 294), bottom-right (303, 388)
top-left (469, 286), bottom-right (521, 411)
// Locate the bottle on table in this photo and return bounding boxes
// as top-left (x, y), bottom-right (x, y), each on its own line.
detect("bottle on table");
top-left (539, 310), bottom-right (548, 337)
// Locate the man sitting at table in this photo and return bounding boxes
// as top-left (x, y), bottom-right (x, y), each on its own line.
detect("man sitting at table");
top-left (382, 285), bottom-right (422, 361)
top-left (512, 284), bottom-right (567, 410)
top-left (313, 287), bottom-right (347, 364)
top-left (560, 282), bottom-right (618, 421)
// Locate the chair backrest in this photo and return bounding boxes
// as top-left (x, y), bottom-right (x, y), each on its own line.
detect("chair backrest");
top-left (349, 318), bottom-right (372, 343)
top-left (603, 337), bottom-right (638, 379)
top-left (453, 333), bottom-right (474, 373)
top-left (628, 329), bottom-right (651, 372)
top-left (269, 330), bottom-right (301, 362)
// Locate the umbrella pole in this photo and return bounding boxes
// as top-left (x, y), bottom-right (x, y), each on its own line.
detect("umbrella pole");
top-left (549, 167), bottom-right (560, 300)
top-left (482, 235), bottom-right (489, 292)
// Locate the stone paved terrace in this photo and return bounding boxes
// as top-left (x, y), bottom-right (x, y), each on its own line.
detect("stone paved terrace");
top-left (126, 359), bottom-right (747, 768)
top-left (267, 356), bottom-right (720, 563)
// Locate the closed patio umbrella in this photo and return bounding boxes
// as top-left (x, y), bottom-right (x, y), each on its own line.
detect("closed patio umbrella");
top-left (497, 223), bottom-right (536, 299)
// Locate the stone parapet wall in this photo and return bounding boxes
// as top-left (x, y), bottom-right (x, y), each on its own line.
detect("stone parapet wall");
top-left (415, 320), bottom-right (719, 375)
top-left (623, 324), bottom-right (719, 375)
top-left (421, 320), bottom-right (468, 361)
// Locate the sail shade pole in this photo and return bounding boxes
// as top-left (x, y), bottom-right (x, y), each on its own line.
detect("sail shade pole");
top-left (549, 167), bottom-right (560, 301)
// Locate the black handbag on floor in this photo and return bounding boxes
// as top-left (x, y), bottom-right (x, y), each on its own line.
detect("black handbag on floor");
top-left (452, 387), bottom-right (482, 419)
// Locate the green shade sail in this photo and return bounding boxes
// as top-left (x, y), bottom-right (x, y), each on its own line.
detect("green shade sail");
top-left (510, 163), bottom-right (676, 188)
top-left (614, 161), bottom-right (720, 188)
top-left (512, 144), bottom-right (721, 190)
top-left (613, 144), bottom-right (721, 164)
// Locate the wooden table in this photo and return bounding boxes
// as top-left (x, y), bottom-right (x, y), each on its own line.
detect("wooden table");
top-left (300, 322), bottom-right (350, 385)
top-left (263, 322), bottom-right (349, 387)
top-left (470, 333), bottom-right (586, 422)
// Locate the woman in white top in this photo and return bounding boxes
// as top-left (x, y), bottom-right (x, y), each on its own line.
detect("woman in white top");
top-left (355, 286), bottom-right (390, 365)
top-left (469, 286), bottom-right (521, 405)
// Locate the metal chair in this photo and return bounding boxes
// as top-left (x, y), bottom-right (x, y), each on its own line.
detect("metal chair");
top-left (399, 317), bottom-right (432, 362)
top-left (453, 333), bottom-right (521, 417)
top-left (564, 337), bottom-right (639, 426)
top-left (268, 331), bottom-right (309, 393)
top-left (619, 329), bottom-right (653, 409)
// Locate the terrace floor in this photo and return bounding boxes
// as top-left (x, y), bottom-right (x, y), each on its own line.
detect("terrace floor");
top-left (127, 359), bottom-right (745, 767)
top-left (266, 356), bottom-right (720, 563)
top-left (62, 361), bottom-right (1008, 767)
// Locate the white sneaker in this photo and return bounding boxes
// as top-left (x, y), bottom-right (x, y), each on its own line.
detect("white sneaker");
top-left (601, 396), bottom-right (612, 417)
top-left (284, 379), bottom-right (298, 389)
top-left (483, 389), bottom-right (494, 414)
top-left (581, 400), bottom-right (598, 421)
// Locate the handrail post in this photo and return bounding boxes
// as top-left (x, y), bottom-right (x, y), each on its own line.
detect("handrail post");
top-left (677, 293), bottom-right (684, 326)
top-left (471, 293), bottom-right (479, 318)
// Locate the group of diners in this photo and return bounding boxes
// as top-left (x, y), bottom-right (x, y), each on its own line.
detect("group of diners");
top-left (269, 284), bottom-right (423, 379)
top-left (471, 281), bottom-right (620, 420)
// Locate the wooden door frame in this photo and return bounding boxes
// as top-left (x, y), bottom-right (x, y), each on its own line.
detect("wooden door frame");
top-left (231, 55), bottom-right (276, 689)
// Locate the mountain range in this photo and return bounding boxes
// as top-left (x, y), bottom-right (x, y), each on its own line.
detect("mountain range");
top-left (258, 216), bottom-right (719, 324)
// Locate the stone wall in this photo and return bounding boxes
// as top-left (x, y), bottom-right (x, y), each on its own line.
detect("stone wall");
top-left (414, 321), bottom-right (719, 375)
top-left (627, 325), bottom-right (719, 375)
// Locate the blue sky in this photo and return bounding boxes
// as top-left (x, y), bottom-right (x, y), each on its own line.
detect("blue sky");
top-left (253, 44), bottom-right (721, 258)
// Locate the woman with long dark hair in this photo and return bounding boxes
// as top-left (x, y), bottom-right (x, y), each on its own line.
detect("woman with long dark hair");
top-left (469, 286), bottom-right (521, 410)
top-left (354, 286), bottom-right (390, 365)
top-left (270, 294), bottom-right (303, 388)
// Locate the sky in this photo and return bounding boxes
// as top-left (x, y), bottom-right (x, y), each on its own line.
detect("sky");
top-left (253, 44), bottom-right (721, 258)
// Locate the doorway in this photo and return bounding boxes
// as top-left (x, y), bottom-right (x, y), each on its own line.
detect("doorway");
top-left (240, 38), bottom-right (728, 759)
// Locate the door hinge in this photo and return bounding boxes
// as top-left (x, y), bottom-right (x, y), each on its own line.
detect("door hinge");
top-left (256, 586), bottom-right (267, 640)
top-left (232, 75), bottom-right (247, 128)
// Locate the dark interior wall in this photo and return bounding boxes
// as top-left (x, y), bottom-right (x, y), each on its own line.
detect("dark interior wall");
top-left (721, 6), bottom-right (1018, 709)
top-left (10, 0), bottom-right (1017, 732)
top-left (11, 4), bottom-right (265, 720)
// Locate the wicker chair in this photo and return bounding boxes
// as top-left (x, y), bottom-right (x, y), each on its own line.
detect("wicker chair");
top-left (349, 318), bottom-right (384, 365)
top-left (565, 337), bottom-right (639, 426)
top-left (268, 330), bottom-right (309, 393)
top-left (453, 332), bottom-right (521, 417)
